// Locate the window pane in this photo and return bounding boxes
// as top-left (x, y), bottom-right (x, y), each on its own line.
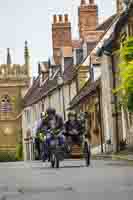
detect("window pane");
top-left (0, 95), bottom-right (12, 113)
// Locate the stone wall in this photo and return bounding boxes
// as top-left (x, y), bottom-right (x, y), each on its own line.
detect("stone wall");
top-left (0, 118), bottom-right (21, 152)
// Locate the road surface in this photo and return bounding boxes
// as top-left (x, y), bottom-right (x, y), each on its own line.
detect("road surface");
top-left (0, 160), bottom-right (132, 199)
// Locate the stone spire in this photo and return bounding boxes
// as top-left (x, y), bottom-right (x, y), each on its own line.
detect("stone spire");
top-left (7, 48), bottom-right (11, 65)
top-left (24, 40), bottom-right (29, 65)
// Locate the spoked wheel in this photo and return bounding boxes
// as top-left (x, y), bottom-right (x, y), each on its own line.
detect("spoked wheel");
top-left (51, 153), bottom-right (55, 168)
top-left (55, 157), bottom-right (60, 168)
top-left (50, 153), bottom-right (60, 168)
top-left (84, 143), bottom-right (91, 167)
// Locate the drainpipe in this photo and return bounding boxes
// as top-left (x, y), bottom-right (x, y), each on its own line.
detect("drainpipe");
top-left (111, 55), bottom-right (119, 152)
top-left (62, 85), bottom-right (66, 121)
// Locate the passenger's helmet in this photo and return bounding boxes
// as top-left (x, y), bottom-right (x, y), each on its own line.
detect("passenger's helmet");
top-left (68, 111), bottom-right (76, 118)
top-left (46, 107), bottom-right (56, 115)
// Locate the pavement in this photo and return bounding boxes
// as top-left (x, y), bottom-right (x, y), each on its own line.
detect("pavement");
top-left (0, 159), bottom-right (133, 200)
top-left (92, 152), bottom-right (133, 162)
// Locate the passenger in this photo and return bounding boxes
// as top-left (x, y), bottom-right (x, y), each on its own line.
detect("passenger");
top-left (65, 111), bottom-right (82, 144)
top-left (77, 112), bottom-right (89, 135)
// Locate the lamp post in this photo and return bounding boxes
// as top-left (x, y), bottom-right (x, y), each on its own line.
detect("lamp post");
top-left (57, 75), bottom-right (66, 120)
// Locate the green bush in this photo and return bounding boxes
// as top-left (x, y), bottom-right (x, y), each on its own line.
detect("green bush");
top-left (15, 143), bottom-right (23, 161)
top-left (127, 92), bottom-right (133, 112)
top-left (0, 151), bottom-right (16, 162)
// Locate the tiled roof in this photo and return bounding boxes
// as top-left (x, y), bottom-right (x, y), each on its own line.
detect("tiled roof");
top-left (23, 59), bottom-right (76, 107)
top-left (23, 76), bottom-right (59, 107)
top-left (87, 42), bottom-right (97, 54)
top-left (24, 77), bottom-right (40, 102)
top-left (97, 14), bottom-right (117, 31)
top-left (69, 79), bottom-right (101, 109)
top-left (63, 58), bottom-right (77, 83)
top-left (96, 4), bottom-right (133, 56)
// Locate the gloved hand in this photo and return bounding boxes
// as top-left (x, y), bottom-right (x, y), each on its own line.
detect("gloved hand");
top-left (72, 129), bottom-right (78, 135)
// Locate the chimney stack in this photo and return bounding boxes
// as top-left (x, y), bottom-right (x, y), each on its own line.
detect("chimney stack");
top-left (79, 0), bottom-right (98, 40)
top-left (52, 14), bottom-right (72, 65)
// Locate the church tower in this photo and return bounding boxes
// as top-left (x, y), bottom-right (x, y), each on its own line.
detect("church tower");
top-left (78, 0), bottom-right (98, 40)
top-left (0, 42), bottom-right (31, 156)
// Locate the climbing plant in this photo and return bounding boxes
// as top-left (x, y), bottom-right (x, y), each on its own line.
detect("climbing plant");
top-left (11, 91), bottom-right (23, 113)
top-left (15, 129), bottom-right (23, 161)
top-left (116, 37), bottom-right (133, 112)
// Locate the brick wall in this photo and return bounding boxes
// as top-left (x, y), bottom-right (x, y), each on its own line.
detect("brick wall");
top-left (78, 0), bottom-right (98, 40)
top-left (52, 14), bottom-right (72, 64)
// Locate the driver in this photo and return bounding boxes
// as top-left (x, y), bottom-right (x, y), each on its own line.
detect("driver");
top-left (45, 108), bottom-right (63, 130)
top-left (42, 107), bottom-right (65, 161)
top-left (65, 111), bottom-right (82, 144)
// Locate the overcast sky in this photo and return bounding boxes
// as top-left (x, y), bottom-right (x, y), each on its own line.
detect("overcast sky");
top-left (0, 0), bottom-right (116, 76)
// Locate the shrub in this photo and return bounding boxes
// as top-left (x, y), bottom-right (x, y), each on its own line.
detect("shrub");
top-left (0, 151), bottom-right (16, 162)
top-left (116, 37), bottom-right (133, 112)
top-left (15, 143), bottom-right (23, 161)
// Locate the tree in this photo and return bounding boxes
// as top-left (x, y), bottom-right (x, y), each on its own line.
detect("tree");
top-left (117, 37), bottom-right (133, 112)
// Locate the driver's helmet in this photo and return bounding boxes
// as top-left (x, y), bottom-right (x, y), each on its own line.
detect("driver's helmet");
top-left (41, 112), bottom-right (45, 118)
top-left (78, 112), bottom-right (85, 121)
top-left (46, 107), bottom-right (56, 116)
top-left (68, 111), bottom-right (77, 119)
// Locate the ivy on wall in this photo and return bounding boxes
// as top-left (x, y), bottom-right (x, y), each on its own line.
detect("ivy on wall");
top-left (11, 90), bottom-right (23, 113)
top-left (115, 37), bottom-right (133, 112)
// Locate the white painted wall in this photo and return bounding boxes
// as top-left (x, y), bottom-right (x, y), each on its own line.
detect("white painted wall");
top-left (101, 54), bottom-right (114, 145)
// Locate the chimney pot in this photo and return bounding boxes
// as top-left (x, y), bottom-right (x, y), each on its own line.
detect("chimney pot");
top-left (64, 14), bottom-right (69, 22)
top-left (53, 15), bottom-right (57, 23)
top-left (59, 15), bottom-right (63, 23)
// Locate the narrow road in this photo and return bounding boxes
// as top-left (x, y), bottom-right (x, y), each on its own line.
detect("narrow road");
top-left (0, 160), bottom-right (132, 200)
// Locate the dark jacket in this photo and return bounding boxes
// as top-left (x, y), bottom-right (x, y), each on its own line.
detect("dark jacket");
top-left (65, 120), bottom-right (82, 136)
top-left (38, 114), bottom-right (63, 133)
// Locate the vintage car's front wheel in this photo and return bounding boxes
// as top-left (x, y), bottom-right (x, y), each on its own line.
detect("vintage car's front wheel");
top-left (50, 151), bottom-right (60, 168)
top-left (50, 152), bottom-right (55, 168)
top-left (84, 142), bottom-right (91, 167)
